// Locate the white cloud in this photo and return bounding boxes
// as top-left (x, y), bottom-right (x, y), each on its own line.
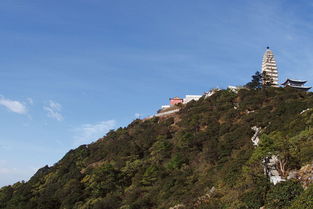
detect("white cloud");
top-left (44, 100), bottom-right (64, 121)
top-left (73, 120), bottom-right (116, 146)
top-left (0, 96), bottom-right (27, 114)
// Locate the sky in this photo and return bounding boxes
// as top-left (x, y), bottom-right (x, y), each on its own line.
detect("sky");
top-left (1, 0), bottom-right (313, 187)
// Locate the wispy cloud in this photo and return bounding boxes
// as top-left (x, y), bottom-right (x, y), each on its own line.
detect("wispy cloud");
top-left (73, 120), bottom-right (116, 146)
top-left (0, 96), bottom-right (27, 114)
top-left (44, 100), bottom-right (64, 121)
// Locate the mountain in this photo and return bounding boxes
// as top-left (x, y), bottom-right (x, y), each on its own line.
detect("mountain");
top-left (1, 87), bottom-right (313, 209)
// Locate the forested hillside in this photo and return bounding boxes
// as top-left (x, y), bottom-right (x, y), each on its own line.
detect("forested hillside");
top-left (1, 88), bottom-right (313, 209)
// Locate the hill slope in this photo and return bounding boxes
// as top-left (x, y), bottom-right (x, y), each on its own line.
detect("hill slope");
top-left (1, 88), bottom-right (313, 209)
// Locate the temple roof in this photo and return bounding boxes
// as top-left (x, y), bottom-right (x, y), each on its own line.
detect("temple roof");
top-left (284, 84), bottom-right (312, 91)
top-left (169, 96), bottom-right (183, 100)
top-left (282, 78), bottom-right (308, 85)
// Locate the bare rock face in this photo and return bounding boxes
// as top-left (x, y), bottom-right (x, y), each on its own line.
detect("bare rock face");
top-left (287, 170), bottom-right (298, 180)
top-left (250, 126), bottom-right (285, 185)
top-left (280, 164), bottom-right (313, 188)
top-left (251, 126), bottom-right (261, 146)
top-left (263, 155), bottom-right (286, 185)
top-left (298, 164), bottom-right (313, 188)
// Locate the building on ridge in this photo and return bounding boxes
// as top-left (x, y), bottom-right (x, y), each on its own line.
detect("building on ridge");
top-left (169, 97), bottom-right (183, 106)
top-left (281, 79), bottom-right (311, 91)
top-left (262, 47), bottom-right (279, 86)
top-left (162, 95), bottom-right (202, 110)
top-left (183, 95), bottom-right (202, 104)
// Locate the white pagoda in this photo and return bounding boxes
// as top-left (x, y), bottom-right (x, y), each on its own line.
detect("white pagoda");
top-left (262, 47), bottom-right (279, 86)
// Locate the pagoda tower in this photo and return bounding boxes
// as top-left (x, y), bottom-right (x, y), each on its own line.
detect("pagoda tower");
top-left (262, 47), bottom-right (279, 86)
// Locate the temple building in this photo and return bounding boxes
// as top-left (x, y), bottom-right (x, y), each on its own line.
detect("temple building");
top-left (183, 95), bottom-right (202, 104)
top-left (169, 97), bottom-right (183, 106)
top-left (281, 79), bottom-right (311, 91)
top-left (262, 47), bottom-right (279, 86)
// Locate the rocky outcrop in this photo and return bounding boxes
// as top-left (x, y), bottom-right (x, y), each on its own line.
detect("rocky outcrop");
top-left (298, 164), bottom-right (313, 188)
top-left (263, 155), bottom-right (285, 185)
top-left (288, 164), bottom-right (313, 188)
top-left (251, 127), bottom-right (286, 185)
top-left (300, 108), bottom-right (311, 114)
top-left (251, 126), bottom-right (261, 146)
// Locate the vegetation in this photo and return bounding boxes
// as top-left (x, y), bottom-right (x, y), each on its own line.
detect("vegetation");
top-left (1, 88), bottom-right (313, 208)
top-left (245, 71), bottom-right (275, 89)
top-left (245, 71), bottom-right (262, 89)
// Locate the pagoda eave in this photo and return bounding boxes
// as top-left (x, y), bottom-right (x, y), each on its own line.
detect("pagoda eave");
top-left (285, 85), bottom-right (311, 91)
top-left (282, 78), bottom-right (308, 86)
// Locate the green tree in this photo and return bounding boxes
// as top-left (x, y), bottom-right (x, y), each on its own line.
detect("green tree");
top-left (265, 181), bottom-right (303, 209)
top-left (289, 184), bottom-right (313, 209)
top-left (262, 71), bottom-right (274, 87)
top-left (245, 71), bottom-right (262, 89)
top-left (250, 133), bottom-right (293, 177)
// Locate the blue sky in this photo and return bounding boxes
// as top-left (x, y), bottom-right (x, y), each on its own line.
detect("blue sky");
top-left (1, 0), bottom-right (313, 186)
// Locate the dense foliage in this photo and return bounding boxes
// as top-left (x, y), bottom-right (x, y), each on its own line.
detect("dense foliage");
top-left (245, 71), bottom-right (274, 89)
top-left (245, 71), bottom-right (262, 89)
top-left (1, 88), bottom-right (313, 209)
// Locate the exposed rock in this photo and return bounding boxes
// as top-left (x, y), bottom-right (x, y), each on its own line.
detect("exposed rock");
top-left (251, 126), bottom-right (261, 146)
top-left (297, 164), bottom-right (313, 188)
top-left (246, 110), bottom-right (255, 114)
top-left (284, 164), bottom-right (313, 188)
top-left (300, 108), bottom-right (311, 114)
top-left (251, 127), bottom-right (286, 185)
top-left (169, 204), bottom-right (185, 209)
top-left (263, 155), bottom-right (285, 185)
top-left (287, 170), bottom-right (298, 180)
top-left (250, 126), bottom-right (286, 185)
top-left (270, 175), bottom-right (285, 185)
top-left (204, 89), bottom-right (219, 98)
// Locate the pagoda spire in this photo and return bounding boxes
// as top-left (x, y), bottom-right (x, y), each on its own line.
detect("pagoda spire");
top-left (262, 47), bottom-right (279, 86)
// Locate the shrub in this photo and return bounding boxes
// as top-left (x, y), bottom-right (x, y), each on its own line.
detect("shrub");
top-left (265, 181), bottom-right (303, 209)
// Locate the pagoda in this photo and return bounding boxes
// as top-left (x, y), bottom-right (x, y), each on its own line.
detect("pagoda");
top-left (262, 47), bottom-right (279, 86)
top-left (281, 79), bottom-right (311, 91)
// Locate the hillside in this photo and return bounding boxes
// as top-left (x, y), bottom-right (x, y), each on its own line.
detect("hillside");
top-left (1, 87), bottom-right (313, 209)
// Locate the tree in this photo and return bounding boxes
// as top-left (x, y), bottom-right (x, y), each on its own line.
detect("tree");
top-left (245, 71), bottom-right (262, 89)
top-left (289, 184), bottom-right (313, 209)
top-left (246, 71), bottom-right (275, 89)
top-left (262, 71), bottom-right (274, 87)
top-left (249, 133), bottom-right (297, 178)
top-left (265, 181), bottom-right (303, 209)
